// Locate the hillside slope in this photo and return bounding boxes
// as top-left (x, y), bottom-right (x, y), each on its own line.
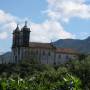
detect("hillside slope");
top-left (54, 36), bottom-right (90, 54)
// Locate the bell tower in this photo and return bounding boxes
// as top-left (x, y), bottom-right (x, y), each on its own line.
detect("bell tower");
top-left (21, 21), bottom-right (31, 46)
top-left (12, 24), bottom-right (20, 48)
top-left (12, 24), bottom-right (20, 63)
top-left (12, 22), bottom-right (31, 63)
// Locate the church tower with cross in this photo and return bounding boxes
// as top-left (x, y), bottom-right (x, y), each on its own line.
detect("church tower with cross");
top-left (21, 21), bottom-right (31, 46)
top-left (12, 22), bottom-right (31, 63)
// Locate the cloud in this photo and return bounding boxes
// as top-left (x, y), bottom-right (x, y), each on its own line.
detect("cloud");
top-left (0, 10), bottom-right (16, 23)
top-left (0, 9), bottom-right (74, 42)
top-left (0, 10), bottom-right (18, 40)
top-left (30, 20), bottom-right (74, 42)
top-left (0, 32), bottom-right (8, 39)
top-left (46, 0), bottom-right (90, 22)
top-left (74, 32), bottom-right (90, 39)
top-left (0, 0), bottom-right (90, 42)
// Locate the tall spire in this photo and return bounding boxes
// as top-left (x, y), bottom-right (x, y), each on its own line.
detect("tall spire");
top-left (13, 24), bottom-right (20, 33)
top-left (24, 21), bottom-right (27, 27)
top-left (16, 24), bottom-right (19, 29)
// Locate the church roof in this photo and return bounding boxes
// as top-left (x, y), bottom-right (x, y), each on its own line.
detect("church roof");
top-left (29, 42), bottom-right (54, 49)
top-left (29, 42), bottom-right (78, 54)
top-left (56, 48), bottom-right (78, 54)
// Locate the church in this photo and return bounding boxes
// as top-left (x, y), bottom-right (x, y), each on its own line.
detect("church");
top-left (11, 22), bottom-right (78, 65)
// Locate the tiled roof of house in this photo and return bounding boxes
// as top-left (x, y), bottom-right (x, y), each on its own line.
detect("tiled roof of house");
top-left (56, 48), bottom-right (78, 54)
top-left (29, 42), bottom-right (78, 54)
top-left (29, 42), bottom-right (54, 49)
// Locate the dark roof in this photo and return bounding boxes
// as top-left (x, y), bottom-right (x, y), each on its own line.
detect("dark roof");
top-left (29, 42), bottom-right (53, 49)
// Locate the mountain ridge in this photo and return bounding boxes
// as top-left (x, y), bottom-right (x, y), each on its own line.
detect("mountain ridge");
top-left (54, 36), bottom-right (90, 54)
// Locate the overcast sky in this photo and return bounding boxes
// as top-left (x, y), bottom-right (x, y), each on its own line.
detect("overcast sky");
top-left (0, 0), bottom-right (90, 52)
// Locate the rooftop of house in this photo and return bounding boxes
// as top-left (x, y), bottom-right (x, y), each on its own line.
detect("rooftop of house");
top-left (56, 48), bottom-right (78, 54)
top-left (29, 42), bottom-right (78, 54)
top-left (29, 42), bottom-right (53, 49)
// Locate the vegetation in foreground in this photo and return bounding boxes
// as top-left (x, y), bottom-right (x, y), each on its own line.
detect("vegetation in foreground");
top-left (0, 55), bottom-right (90, 90)
top-left (0, 68), bottom-right (81, 90)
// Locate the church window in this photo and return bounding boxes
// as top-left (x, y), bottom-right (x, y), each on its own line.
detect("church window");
top-left (58, 54), bottom-right (61, 58)
top-left (66, 55), bottom-right (69, 59)
top-left (43, 51), bottom-right (45, 55)
top-left (36, 50), bottom-right (38, 54)
top-left (48, 52), bottom-right (51, 56)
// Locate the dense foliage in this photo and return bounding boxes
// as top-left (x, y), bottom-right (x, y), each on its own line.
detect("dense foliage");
top-left (0, 55), bottom-right (90, 90)
top-left (0, 67), bottom-right (82, 90)
top-left (66, 55), bottom-right (90, 89)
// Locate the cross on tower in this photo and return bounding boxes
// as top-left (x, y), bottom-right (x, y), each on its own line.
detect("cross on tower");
top-left (25, 21), bottom-right (27, 27)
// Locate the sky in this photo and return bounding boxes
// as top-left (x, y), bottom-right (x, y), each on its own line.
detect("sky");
top-left (0, 0), bottom-right (90, 53)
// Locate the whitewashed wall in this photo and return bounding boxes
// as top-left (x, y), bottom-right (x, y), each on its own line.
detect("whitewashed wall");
top-left (55, 53), bottom-right (78, 65)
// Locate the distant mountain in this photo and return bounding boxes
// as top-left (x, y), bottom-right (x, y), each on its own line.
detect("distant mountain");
top-left (54, 36), bottom-right (90, 54)
top-left (0, 52), bottom-right (3, 55)
top-left (0, 52), bottom-right (12, 64)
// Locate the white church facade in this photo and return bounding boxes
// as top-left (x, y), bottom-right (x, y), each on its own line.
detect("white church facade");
top-left (11, 22), bottom-right (78, 65)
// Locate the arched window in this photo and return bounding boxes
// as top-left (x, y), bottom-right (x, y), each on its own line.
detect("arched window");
top-left (36, 50), bottom-right (38, 54)
top-left (66, 55), bottom-right (69, 59)
top-left (58, 54), bottom-right (61, 58)
top-left (48, 52), bottom-right (51, 56)
top-left (43, 51), bottom-right (45, 55)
